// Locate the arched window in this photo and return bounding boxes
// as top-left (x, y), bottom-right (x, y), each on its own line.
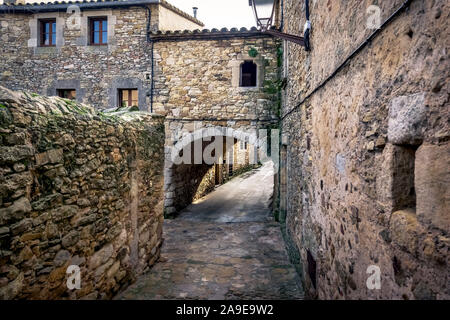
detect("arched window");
top-left (240, 60), bottom-right (257, 87)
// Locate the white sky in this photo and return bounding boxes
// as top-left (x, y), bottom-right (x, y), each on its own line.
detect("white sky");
top-left (168, 0), bottom-right (256, 29)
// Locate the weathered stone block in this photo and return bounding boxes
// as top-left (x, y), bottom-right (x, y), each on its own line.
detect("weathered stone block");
top-left (0, 226), bottom-right (9, 236)
top-left (53, 250), bottom-right (71, 267)
top-left (10, 218), bottom-right (32, 236)
top-left (6, 132), bottom-right (27, 145)
top-left (0, 197), bottom-right (32, 225)
top-left (388, 93), bottom-right (427, 145)
top-left (0, 171), bottom-right (32, 197)
top-left (415, 142), bottom-right (450, 231)
top-left (61, 231), bottom-right (80, 248)
top-left (76, 198), bottom-right (90, 207)
top-left (376, 144), bottom-right (416, 213)
top-left (35, 148), bottom-right (64, 167)
top-left (0, 145), bottom-right (34, 164)
top-left (48, 265), bottom-right (67, 283)
top-left (51, 205), bottom-right (78, 222)
top-left (31, 193), bottom-right (62, 211)
top-left (89, 243), bottom-right (114, 270)
top-left (0, 272), bottom-right (23, 300)
top-left (390, 209), bottom-right (424, 255)
top-left (94, 258), bottom-right (114, 280)
top-left (106, 261), bottom-right (120, 279)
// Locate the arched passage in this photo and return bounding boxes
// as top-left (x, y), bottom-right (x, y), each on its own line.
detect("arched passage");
top-left (163, 126), bottom-right (271, 217)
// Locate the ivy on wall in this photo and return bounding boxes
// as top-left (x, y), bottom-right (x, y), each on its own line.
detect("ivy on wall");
top-left (248, 47), bottom-right (259, 57)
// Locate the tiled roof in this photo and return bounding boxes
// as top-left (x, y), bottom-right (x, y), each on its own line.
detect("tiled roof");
top-left (0, 0), bottom-right (157, 8)
top-left (149, 27), bottom-right (272, 42)
top-left (0, 0), bottom-right (204, 26)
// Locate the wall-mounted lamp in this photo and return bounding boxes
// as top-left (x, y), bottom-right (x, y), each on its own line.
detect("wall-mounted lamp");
top-left (249, 0), bottom-right (310, 50)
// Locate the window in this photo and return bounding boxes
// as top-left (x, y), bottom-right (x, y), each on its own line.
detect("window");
top-left (57, 89), bottom-right (76, 100)
top-left (240, 141), bottom-right (248, 150)
top-left (89, 17), bottom-right (108, 45)
top-left (240, 60), bottom-right (257, 87)
top-left (118, 89), bottom-right (138, 107)
top-left (40, 19), bottom-right (56, 47)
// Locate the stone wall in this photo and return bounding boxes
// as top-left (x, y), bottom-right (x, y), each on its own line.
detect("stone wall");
top-left (0, 86), bottom-right (165, 299)
top-left (152, 34), bottom-right (281, 119)
top-left (233, 139), bottom-right (251, 172)
top-left (166, 163), bottom-right (215, 214)
top-left (0, 3), bottom-right (202, 111)
top-left (153, 33), bottom-right (280, 215)
top-left (279, 0), bottom-right (449, 299)
top-left (0, 6), bottom-right (156, 110)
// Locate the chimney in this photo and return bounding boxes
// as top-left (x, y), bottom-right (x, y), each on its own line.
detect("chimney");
top-left (192, 7), bottom-right (198, 19)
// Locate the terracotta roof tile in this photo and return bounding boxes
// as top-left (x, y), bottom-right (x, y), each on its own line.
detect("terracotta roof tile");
top-left (0, 0), bottom-right (203, 26)
top-left (149, 26), bottom-right (275, 42)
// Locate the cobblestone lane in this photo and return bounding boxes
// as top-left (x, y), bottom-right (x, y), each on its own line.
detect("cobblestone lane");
top-left (117, 163), bottom-right (303, 300)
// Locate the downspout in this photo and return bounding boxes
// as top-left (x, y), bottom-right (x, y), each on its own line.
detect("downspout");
top-left (304, 0), bottom-right (311, 51)
top-left (146, 7), bottom-right (154, 113)
top-left (280, 0), bottom-right (284, 30)
top-left (150, 41), bottom-right (155, 114)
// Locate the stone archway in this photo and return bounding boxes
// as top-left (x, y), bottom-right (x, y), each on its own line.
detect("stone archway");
top-left (163, 122), bottom-right (272, 216)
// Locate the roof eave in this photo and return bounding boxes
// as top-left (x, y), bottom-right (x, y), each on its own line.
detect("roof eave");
top-left (0, 0), bottom-right (159, 14)
top-left (149, 28), bottom-right (273, 42)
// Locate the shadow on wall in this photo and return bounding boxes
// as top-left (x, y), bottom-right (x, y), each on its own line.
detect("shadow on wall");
top-left (165, 136), bottom-right (257, 218)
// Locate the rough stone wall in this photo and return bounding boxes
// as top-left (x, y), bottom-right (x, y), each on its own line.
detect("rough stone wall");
top-left (192, 166), bottom-right (215, 202)
top-left (156, 35), bottom-right (280, 215)
top-left (0, 86), bottom-right (165, 299)
top-left (152, 36), bottom-right (281, 118)
top-left (233, 140), bottom-right (250, 172)
top-left (166, 162), bottom-right (214, 213)
top-left (0, 6), bottom-right (156, 111)
top-left (280, 0), bottom-right (449, 299)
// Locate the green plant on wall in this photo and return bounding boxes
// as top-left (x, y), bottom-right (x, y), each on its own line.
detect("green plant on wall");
top-left (277, 46), bottom-right (283, 68)
top-left (248, 47), bottom-right (258, 57)
top-left (262, 44), bottom-right (284, 118)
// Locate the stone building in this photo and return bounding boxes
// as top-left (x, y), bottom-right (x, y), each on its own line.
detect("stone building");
top-left (1, 0), bottom-right (447, 301)
top-left (149, 29), bottom-right (280, 215)
top-left (0, 0), bottom-right (203, 110)
top-left (0, 0), bottom-right (281, 217)
top-left (275, 0), bottom-right (449, 300)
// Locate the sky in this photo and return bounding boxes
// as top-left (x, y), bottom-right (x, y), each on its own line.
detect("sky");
top-left (168, 0), bottom-right (257, 29)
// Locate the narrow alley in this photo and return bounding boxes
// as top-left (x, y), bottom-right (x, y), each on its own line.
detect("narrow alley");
top-left (116, 162), bottom-right (303, 300)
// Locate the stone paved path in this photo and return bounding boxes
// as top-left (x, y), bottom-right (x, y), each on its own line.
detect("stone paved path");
top-left (116, 162), bottom-right (303, 300)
